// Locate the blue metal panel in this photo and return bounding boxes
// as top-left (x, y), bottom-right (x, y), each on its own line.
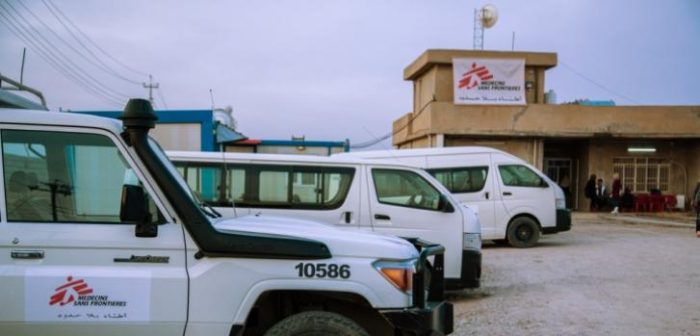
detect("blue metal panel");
top-left (71, 109), bottom-right (214, 151)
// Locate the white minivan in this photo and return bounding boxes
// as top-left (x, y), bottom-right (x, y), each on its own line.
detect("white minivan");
top-left (167, 151), bottom-right (482, 289)
top-left (337, 147), bottom-right (571, 248)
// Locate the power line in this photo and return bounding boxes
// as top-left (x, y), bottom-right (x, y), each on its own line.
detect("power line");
top-left (0, 6), bottom-right (122, 106)
top-left (0, 1), bottom-right (126, 105)
top-left (7, 1), bottom-right (131, 100)
top-left (156, 86), bottom-right (169, 109)
top-left (39, 0), bottom-right (144, 85)
top-left (350, 97), bottom-right (436, 149)
top-left (43, 0), bottom-right (149, 78)
top-left (559, 61), bottom-right (641, 105)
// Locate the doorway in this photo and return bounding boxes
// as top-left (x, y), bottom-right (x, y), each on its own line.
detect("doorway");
top-left (544, 158), bottom-right (579, 209)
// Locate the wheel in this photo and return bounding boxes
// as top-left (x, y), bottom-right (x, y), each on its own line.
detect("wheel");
top-left (264, 311), bottom-right (369, 336)
top-left (506, 217), bottom-right (540, 248)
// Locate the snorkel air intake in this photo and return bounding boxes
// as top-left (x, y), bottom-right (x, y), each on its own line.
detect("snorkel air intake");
top-left (120, 98), bottom-right (331, 259)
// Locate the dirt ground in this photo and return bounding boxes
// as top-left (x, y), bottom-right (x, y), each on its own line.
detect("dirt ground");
top-left (448, 213), bottom-right (700, 336)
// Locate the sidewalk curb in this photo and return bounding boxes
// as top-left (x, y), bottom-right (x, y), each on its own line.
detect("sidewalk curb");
top-left (589, 214), bottom-right (695, 229)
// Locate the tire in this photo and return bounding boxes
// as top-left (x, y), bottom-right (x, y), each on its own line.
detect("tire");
top-left (264, 311), bottom-right (370, 336)
top-left (506, 217), bottom-right (540, 248)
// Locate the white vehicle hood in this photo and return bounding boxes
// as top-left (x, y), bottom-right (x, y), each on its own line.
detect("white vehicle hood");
top-left (212, 214), bottom-right (418, 260)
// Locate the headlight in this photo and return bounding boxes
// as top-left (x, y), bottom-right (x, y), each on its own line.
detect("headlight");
top-left (373, 259), bottom-right (415, 293)
top-left (463, 233), bottom-right (481, 251)
top-left (555, 197), bottom-right (566, 209)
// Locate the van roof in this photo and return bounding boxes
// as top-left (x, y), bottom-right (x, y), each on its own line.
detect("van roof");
top-left (0, 108), bottom-right (122, 132)
top-left (167, 150), bottom-right (423, 169)
top-left (337, 146), bottom-right (514, 159)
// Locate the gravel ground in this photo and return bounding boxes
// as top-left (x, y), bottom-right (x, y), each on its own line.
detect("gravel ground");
top-left (448, 214), bottom-right (700, 336)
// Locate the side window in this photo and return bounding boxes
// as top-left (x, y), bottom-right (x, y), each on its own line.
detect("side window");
top-left (372, 169), bottom-right (441, 211)
top-left (178, 164), bottom-right (225, 204)
top-left (428, 166), bottom-right (489, 193)
top-left (227, 165), bottom-right (354, 209)
top-left (2, 130), bottom-right (161, 223)
top-left (498, 164), bottom-right (546, 187)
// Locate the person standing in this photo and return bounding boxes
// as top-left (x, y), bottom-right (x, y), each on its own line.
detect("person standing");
top-left (610, 173), bottom-right (622, 214)
top-left (595, 178), bottom-right (607, 210)
top-left (559, 173), bottom-right (572, 209)
top-left (585, 174), bottom-right (597, 211)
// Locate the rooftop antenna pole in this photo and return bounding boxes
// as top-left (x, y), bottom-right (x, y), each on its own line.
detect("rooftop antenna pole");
top-left (512, 31), bottom-right (516, 51)
top-left (209, 89), bottom-right (216, 109)
top-left (143, 74), bottom-right (159, 105)
top-left (20, 48), bottom-right (26, 84)
top-left (473, 5), bottom-right (499, 50)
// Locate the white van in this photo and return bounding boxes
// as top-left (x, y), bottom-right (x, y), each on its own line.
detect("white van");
top-left (337, 147), bottom-right (571, 248)
top-left (0, 100), bottom-right (452, 335)
top-left (167, 151), bottom-right (482, 289)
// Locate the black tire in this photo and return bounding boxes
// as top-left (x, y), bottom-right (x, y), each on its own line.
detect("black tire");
top-left (264, 311), bottom-right (369, 336)
top-left (506, 217), bottom-right (540, 248)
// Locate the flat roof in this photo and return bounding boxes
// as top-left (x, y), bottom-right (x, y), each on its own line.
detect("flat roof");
top-left (404, 49), bottom-right (558, 80)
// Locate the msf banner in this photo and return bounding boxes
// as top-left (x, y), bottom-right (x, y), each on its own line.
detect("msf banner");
top-left (453, 58), bottom-right (525, 105)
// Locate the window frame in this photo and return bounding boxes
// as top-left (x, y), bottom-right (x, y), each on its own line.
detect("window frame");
top-left (497, 164), bottom-right (548, 188)
top-left (613, 157), bottom-right (670, 193)
top-left (371, 168), bottom-right (444, 212)
top-left (0, 125), bottom-right (172, 225)
top-left (172, 161), bottom-right (355, 210)
top-left (427, 166), bottom-right (490, 194)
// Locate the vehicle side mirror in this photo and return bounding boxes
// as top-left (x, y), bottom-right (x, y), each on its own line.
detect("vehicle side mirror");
top-left (120, 184), bottom-right (157, 238)
top-left (437, 194), bottom-right (455, 213)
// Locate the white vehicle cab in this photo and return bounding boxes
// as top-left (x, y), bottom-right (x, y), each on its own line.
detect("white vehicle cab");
top-left (0, 99), bottom-right (452, 336)
top-left (167, 151), bottom-right (482, 290)
top-left (337, 147), bottom-right (572, 248)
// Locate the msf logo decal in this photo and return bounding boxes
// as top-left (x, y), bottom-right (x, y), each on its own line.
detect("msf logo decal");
top-left (49, 276), bottom-right (93, 306)
top-left (458, 62), bottom-right (493, 90)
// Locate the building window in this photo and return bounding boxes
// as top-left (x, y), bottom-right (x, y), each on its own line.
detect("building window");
top-left (613, 157), bottom-right (670, 193)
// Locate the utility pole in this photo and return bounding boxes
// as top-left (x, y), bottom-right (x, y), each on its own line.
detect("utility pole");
top-left (143, 74), bottom-right (159, 105)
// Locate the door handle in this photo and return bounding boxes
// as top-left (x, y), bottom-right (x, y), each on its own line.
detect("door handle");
top-left (374, 214), bottom-right (391, 220)
top-left (485, 192), bottom-right (490, 200)
top-left (343, 211), bottom-right (352, 224)
top-left (503, 191), bottom-right (512, 196)
top-left (11, 250), bottom-right (44, 260)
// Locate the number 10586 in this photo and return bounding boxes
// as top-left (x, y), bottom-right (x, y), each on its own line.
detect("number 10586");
top-left (294, 263), bottom-right (351, 279)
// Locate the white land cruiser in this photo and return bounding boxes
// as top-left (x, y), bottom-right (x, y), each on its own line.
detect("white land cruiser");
top-left (0, 99), bottom-right (452, 335)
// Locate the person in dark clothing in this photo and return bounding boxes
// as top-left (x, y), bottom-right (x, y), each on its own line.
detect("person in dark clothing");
top-left (610, 173), bottom-right (622, 214)
top-left (595, 178), bottom-right (608, 210)
top-left (621, 187), bottom-right (635, 211)
top-left (584, 174), bottom-right (597, 211)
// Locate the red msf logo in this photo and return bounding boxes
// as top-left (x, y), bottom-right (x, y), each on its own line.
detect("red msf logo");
top-left (49, 276), bottom-right (93, 306)
top-left (458, 62), bottom-right (493, 90)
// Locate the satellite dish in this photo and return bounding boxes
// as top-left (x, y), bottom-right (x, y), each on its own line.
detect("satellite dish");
top-left (480, 4), bottom-right (499, 28)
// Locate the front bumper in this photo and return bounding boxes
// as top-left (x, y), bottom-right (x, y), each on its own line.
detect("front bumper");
top-left (542, 209), bottom-right (572, 234)
top-left (446, 249), bottom-right (481, 290)
top-left (382, 300), bottom-right (454, 336)
top-left (388, 238), bottom-right (453, 335)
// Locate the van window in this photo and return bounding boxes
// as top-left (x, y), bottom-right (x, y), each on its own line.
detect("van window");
top-left (372, 169), bottom-right (441, 211)
top-left (2, 130), bottom-right (161, 223)
top-left (498, 164), bottom-right (546, 187)
top-left (173, 161), bottom-right (355, 210)
top-left (179, 165), bottom-right (224, 203)
top-left (428, 166), bottom-right (489, 193)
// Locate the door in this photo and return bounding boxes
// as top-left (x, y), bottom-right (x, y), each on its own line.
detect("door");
top-left (426, 154), bottom-right (503, 240)
top-left (367, 167), bottom-right (463, 280)
top-left (0, 128), bottom-right (187, 335)
top-left (493, 155), bottom-right (556, 230)
top-left (544, 158), bottom-right (578, 209)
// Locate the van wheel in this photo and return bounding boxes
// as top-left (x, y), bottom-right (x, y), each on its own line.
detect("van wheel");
top-left (506, 217), bottom-right (540, 248)
top-left (264, 311), bottom-right (369, 336)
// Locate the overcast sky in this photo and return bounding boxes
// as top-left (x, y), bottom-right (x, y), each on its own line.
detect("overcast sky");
top-left (1, 0), bottom-right (698, 148)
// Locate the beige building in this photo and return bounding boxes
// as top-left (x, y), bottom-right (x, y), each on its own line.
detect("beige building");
top-left (393, 49), bottom-right (700, 210)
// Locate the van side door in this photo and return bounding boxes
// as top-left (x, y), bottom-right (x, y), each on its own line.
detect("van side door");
top-left (493, 155), bottom-right (555, 230)
top-left (426, 154), bottom-right (504, 239)
top-left (366, 166), bottom-right (464, 281)
top-left (0, 127), bottom-right (187, 335)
